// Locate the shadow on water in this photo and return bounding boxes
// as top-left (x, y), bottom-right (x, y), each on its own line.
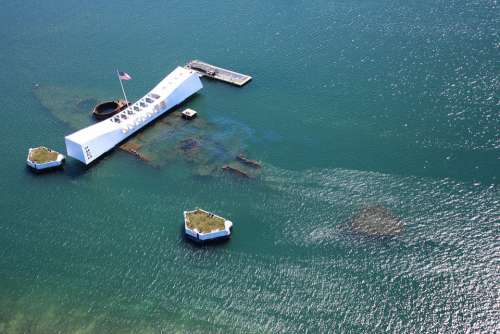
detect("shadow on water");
top-left (61, 159), bottom-right (96, 178)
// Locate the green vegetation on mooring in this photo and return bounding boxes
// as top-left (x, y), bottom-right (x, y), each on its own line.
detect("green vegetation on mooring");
top-left (186, 210), bottom-right (225, 233)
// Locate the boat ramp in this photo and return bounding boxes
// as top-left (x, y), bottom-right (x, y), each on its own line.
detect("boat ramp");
top-left (186, 60), bottom-right (252, 87)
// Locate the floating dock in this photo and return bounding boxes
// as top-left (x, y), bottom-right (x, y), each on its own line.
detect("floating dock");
top-left (186, 60), bottom-right (252, 87)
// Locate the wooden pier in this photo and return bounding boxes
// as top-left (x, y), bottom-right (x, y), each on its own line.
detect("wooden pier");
top-left (186, 60), bottom-right (252, 87)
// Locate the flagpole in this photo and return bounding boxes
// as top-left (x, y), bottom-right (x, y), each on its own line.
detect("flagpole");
top-left (116, 69), bottom-right (129, 104)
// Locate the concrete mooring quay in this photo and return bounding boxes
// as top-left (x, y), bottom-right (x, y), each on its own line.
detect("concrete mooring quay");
top-left (186, 60), bottom-right (252, 87)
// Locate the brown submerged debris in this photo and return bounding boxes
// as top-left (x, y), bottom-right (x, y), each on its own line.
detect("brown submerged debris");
top-left (222, 165), bottom-right (250, 178)
top-left (236, 154), bottom-right (261, 169)
top-left (177, 138), bottom-right (201, 163)
top-left (119, 142), bottom-right (151, 162)
top-left (351, 205), bottom-right (404, 236)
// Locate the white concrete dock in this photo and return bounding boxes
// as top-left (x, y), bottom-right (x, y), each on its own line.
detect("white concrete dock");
top-left (186, 60), bottom-right (252, 87)
top-left (65, 67), bottom-right (203, 165)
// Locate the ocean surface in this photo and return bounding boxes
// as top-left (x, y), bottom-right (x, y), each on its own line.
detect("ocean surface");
top-left (0, 1), bottom-right (498, 333)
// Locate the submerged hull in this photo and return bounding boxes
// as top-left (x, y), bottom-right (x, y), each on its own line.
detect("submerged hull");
top-left (65, 67), bottom-right (203, 164)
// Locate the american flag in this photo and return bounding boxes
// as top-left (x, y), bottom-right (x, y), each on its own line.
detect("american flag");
top-left (118, 71), bottom-right (132, 81)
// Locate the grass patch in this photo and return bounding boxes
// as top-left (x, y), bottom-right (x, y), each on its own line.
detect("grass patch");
top-left (186, 210), bottom-right (225, 233)
top-left (29, 147), bottom-right (58, 163)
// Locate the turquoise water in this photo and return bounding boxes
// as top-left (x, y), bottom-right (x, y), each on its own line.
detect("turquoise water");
top-left (0, 1), bottom-right (498, 333)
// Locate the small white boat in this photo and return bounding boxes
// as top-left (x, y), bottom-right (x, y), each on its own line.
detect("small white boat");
top-left (184, 208), bottom-right (233, 242)
top-left (26, 146), bottom-right (65, 171)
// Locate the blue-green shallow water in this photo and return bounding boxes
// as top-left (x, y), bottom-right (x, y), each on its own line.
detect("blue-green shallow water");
top-left (0, 0), bottom-right (499, 333)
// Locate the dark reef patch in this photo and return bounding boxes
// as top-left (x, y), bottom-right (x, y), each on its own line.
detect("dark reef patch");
top-left (351, 205), bottom-right (404, 236)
